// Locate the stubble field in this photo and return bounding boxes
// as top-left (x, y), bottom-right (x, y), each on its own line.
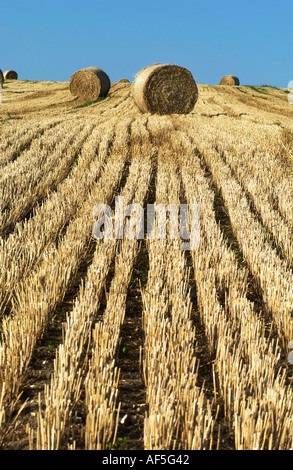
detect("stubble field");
top-left (0, 78), bottom-right (293, 450)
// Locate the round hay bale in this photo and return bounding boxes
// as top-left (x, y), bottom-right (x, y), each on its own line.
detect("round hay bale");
top-left (118, 78), bottom-right (130, 83)
top-left (4, 70), bottom-right (18, 80)
top-left (69, 66), bottom-right (110, 100)
top-left (219, 75), bottom-right (240, 86)
top-left (0, 69), bottom-right (4, 86)
top-left (131, 63), bottom-right (198, 115)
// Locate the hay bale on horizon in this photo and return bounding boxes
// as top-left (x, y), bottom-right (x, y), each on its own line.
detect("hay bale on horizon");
top-left (118, 78), bottom-right (130, 83)
top-left (220, 75), bottom-right (240, 86)
top-left (0, 70), bottom-right (4, 87)
top-left (69, 66), bottom-right (111, 100)
top-left (4, 70), bottom-right (18, 80)
top-left (131, 64), bottom-right (198, 115)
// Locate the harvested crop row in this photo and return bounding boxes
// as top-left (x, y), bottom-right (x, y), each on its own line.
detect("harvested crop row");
top-left (0, 119), bottom-right (62, 168)
top-left (84, 240), bottom-right (136, 451)
top-left (110, 94), bottom-right (138, 118)
top-left (0, 120), bottom-right (117, 317)
top-left (0, 118), bottom-right (94, 234)
top-left (74, 85), bottom-right (137, 120)
top-left (142, 116), bottom-right (215, 450)
top-left (206, 123), bottom-right (293, 264)
top-left (0, 119), bottom-right (131, 445)
top-left (85, 152), bottom-right (152, 450)
top-left (195, 137), bottom-right (293, 347)
top-left (199, 117), bottom-right (293, 229)
top-left (220, 136), bottom-right (293, 264)
top-left (173, 115), bottom-right (293, 347)
top-left (32, 128), bottom-right (152, 450)
top-left (0, 118), bottom-right (81, 182)
top-left (174, 129), bottom-right (293, 449)
top-left (33, 239), bottom-right (116, 450)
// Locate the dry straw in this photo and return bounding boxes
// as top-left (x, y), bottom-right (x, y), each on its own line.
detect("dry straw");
top-left (0, 70), bottom-right (4, 86)
top-left (4, 70), bottom-right (18, 80)
top-left (131, 63), bottom-right (198, 115)
top-left (69, 66), bottom-right (111, 100)
top-left (219, 75), bottom-right (240, 86)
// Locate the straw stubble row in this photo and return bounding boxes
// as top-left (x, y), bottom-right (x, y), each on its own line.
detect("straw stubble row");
top-left (0, 119), bottom-right (117, 317)
top-left (173, 124), bottom-right (293, 449)
top-left (85, 150), bottom-right (152, 450)
top-left (0, 118), bottom-right (94, 234)
top-left (206, 119), bottom-right (293, 263)
top-left (0, 118), bottom-right (62, 169)
top-left (196, 127), bottom-right (293, 346)
top-left (0, 119), bottom-right (133, 445)
top-left (142, 116), bottom-right (215, 450)
top-left (33, 125), bottom-right (152, 449)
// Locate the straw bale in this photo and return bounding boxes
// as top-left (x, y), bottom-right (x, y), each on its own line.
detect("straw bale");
top-left (131, 63), bottom-right (198, 114)
top-left (219, 75), bottom-right (240, 86)
top-left (69, 66), bottom-right (110, 100)
top-left (4, 70), bottom-right (18, 80)
top-left (0, 69), bottom-right (4, 86)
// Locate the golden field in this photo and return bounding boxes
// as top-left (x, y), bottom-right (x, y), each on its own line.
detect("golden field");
top-left (0, 78), bottom-right (292, 450)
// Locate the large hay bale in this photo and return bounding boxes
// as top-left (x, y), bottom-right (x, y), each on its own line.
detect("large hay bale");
top-left (69, 66), bottom-right (110, 100)
top-left (0, 69), bottom-right (4, 86)
top-left (131, 63), bottom-right (198, 114)
top-left (4, 70), bottom-right (18, 80)
top-left (219, 75), bottom-right (240, 86)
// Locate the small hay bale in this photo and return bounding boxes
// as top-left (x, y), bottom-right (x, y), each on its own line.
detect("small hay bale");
top-left (0, 70), bottom-right (4, 86)
top-left (4, 70), bottom-right (18, 80)
top-left (131, 63), bottom-right (198, 115)
top-left (219, 75), bottom-right (240, 86)
top-left (69, 66), bottom-right (111, 100)
top-left (118, 78), bottom-right (130, 83)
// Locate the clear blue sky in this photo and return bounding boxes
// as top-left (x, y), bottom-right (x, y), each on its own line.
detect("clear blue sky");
top-left (1, 0), bottom-right (292, 87)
